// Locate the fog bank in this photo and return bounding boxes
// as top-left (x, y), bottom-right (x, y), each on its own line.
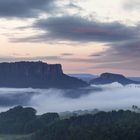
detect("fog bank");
top-left (0, 83), bottom-right (140, 114)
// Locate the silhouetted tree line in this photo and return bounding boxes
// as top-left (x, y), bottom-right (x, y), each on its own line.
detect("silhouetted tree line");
top-left (1, 106), bottom-right (140, 140)
top-left (0, 106), bottom-right (59, 134)
top-left (31, 110), bottom-right (140, 140)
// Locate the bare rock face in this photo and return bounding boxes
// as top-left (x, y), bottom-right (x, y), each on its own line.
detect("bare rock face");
top-left (0, 61), bottom-right (88, 89)
top-left (90, 72), bottom-right (139, 85)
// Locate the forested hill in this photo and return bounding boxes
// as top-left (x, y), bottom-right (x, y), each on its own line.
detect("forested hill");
top-left (1, 106), bottom-right (140, 140)
top-left (0, 106), bottom-right (59, 134)
top-left (32, 110), bottom-right (140, 140)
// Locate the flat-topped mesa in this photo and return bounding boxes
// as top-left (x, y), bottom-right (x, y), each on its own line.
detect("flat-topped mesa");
top-left (0, 61), bottom-right (88, 89)
top-left (90, 72), bottom-right (139, 85)
top-left (100, 73), bottom-right (126, 79)
top-left (0, 61), bottom-right (63, 77)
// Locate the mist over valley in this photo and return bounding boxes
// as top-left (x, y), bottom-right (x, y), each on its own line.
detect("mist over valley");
top-left (0, 83), bottom-right (139, 114)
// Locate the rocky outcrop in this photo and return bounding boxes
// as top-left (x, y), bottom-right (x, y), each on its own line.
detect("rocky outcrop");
top-left (0, 61), bottom-right (88, 88)
top-left (90, 72), bottom-right (139, 85)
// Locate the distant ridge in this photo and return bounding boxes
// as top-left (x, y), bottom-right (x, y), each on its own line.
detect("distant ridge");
top-left (0, 61), bottom-right (88, 89)
top-left (90, 72), bottom-right (140, 85)
top-left (68, 73), bottom-right (97, 82)
top-left (128, 77), bottom-right (140, 82)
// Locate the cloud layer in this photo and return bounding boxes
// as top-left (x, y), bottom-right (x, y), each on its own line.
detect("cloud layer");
top-left (15, 15), bottom-right (139, 43)
top-left (12, 15), bottom-right (140, 72)
top-left (0, 0), bottom-right (56, 18)
top-left (124, 0), bottom-right (140, 11)
top-left (0, 0), bottom-right (139, 75)
top-left (0, 84), bottom-right (140, 114)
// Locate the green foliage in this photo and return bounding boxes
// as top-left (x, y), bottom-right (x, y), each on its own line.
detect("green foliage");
top-left (0, 106), bottom-right (36, 134)
top-left (32, 110), bottom-right (140, 140)
top-left (0, 106), bottom-right (59, 135)
top-left (24, 113), bottom-right (59, 133)
top-left (1, 106), bottom-right (140, 140)
top-left (0, 134), bottom-right (31, 140)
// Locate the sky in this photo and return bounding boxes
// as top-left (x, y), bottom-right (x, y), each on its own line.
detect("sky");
top-left (0, 0), bottom-right (140, 76)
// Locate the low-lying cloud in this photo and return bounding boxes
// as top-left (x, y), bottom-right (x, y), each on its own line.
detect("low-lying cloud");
top-left (0, 84), bottom-right (140, 114)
